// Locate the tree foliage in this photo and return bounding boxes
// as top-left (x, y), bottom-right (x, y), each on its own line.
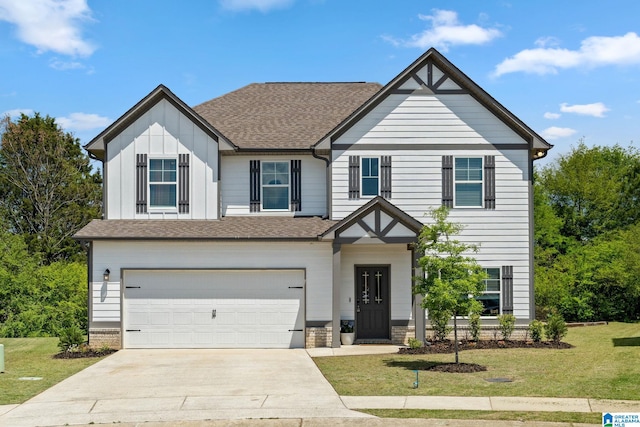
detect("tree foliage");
top-left (414, 206), bottom-right (487, 362)
top-left (0, 113), bottom-right (101, 264)
top-left (535, 143), bottom-right (640, 321)
top-left (0, 230), bottom-right (88, 337)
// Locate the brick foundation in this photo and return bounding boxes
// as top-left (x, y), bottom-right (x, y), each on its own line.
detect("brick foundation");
top-left (391, 325), bottom-right (416, 345)
top-left (89, 328), bottom-right (121, 349)
top-left (425, 325), bottom-right (530, 341)
top-left (305, 326), bottom-right (332, 348)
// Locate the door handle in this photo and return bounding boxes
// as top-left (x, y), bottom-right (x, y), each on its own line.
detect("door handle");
top-left (356, 305), bottom-right (361, 313)
top-left (212, 309), bottom-right (217, 319)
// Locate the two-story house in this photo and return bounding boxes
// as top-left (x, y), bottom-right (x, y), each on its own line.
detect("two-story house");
top-left (75, 48), bottom-right (551, 349)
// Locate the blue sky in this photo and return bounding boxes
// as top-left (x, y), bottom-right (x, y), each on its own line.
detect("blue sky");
top-left (1, 0), bottom-right (640, 165)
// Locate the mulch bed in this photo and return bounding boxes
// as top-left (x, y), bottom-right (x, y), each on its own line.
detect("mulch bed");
top-left (53, 349), bottom-right (118, 359)
top-left (397, 340), bottom-right (572, 373)
top-left (399, 339), bottom-right (572, 355)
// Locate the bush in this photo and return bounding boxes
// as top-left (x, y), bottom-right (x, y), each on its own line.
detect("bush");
top-left (408, 337), bottom-right (423, 349)
top-left (497, 314), bottom-right (516, 340)
top-left (529, 319), bottom-right (544, 342)
top-left (429, 310), bottom-right (452, 341)
top-left (545, 313), bottom-right (568, 343)
top-left (58, 325), bottom-right (85, 352)
top-left (468, 312), bottom-right (481, 341)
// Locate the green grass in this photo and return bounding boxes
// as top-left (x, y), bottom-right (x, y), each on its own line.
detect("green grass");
top-left (313, 322), bottom-right (640, 400)
top-left (361, 409), bottom-right (602, 424)
top-left (0, 338), bottom-right (110, 405)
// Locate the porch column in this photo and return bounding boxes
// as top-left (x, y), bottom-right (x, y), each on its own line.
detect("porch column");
top-left (412, 244), bottom-right (425, 343)
top-left (332, 242), bottom-right (342, 348)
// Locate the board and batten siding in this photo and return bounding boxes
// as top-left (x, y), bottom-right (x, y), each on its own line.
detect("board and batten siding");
top-left (331, 92), bottom-right (533, 319)
top-left (89, 240), bottom-right (333, 325)
top-left (221, 154), bottom-right (326, 216)
top-left (339, 244), bottom-right (413, 322)
top-left (106, 98), bottom-right (219, 220)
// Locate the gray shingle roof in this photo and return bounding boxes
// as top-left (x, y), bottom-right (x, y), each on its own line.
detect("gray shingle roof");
top-left (193, 82), bottom-right (382, 150)
top-left (74, 217), bottom-right (337, 240)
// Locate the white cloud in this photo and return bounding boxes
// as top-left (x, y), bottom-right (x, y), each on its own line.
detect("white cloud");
top-left (541, 126), bottom-right (577, 140)
top-left (383, 9), bottom-right (502, 52)
top-left (560, 102), bottom-right (609, 118)
top-left (0, 0), bottom-right (96, 57)
top-left (2, 108), bottom-right (34, 119)
top-left (544, 112), bottom-right (561, 119)
top-left (494, 32), bottom-right (640, 76)
top-left (56, 113), bottom-right (111, 131)
top-left (219, 0), bottom-right (294, 12)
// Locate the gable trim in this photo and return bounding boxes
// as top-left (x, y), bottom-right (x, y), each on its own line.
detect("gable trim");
top-left (322, 48), bottom-right (552, 157)
top-left (322, 196), bottom-right (422, 244)
top-left (85, 85), bottom-right (234, 160)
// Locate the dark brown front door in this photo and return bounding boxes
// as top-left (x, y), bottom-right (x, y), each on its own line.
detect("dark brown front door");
top-left (355, 266), bottom-right (390, 340)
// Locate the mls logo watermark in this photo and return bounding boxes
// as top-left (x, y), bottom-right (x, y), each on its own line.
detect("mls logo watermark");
top-left (604, 413), bottom-right (640, 427)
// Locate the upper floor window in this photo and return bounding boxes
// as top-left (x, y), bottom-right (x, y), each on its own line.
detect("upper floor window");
top-left (262, 161), bottom-right (289, 210)
top-left (454, 157), bottom-right (483, 207)
top-left (149, 158), bottom-right (177, 208)
top-left (361, 157), bottom-right (379, 196)
top-left (477, 267), bottom-right (501, 316)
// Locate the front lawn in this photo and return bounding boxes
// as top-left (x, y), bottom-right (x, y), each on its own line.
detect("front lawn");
top-left (313, 322), bottom-right (640, 400)
top-left (0, 338), bottom-right (111, 405)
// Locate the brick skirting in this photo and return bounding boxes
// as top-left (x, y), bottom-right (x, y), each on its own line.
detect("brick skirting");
top-left (89, 328), bottom-right (121, 349)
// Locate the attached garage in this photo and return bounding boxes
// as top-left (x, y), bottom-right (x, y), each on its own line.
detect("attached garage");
top-left (122, 269), bottom-right (305, 349)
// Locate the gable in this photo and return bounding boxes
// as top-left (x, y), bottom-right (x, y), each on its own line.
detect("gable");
top-left (323, 196), bottom-right (422, 244)
top-left (323, 48), bottom-right (551, 158)
top-left (85, 85), bottom-right (231, 160)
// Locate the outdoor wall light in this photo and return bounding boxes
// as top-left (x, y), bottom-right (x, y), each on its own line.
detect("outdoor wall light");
top-left (103, 269), bottom-right (110, 282)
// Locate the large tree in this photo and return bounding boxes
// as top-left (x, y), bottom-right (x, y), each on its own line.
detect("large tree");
top-left (0, 113), bottom-right (101, 263)
top-left (414, 206), bottom-right (486, 363)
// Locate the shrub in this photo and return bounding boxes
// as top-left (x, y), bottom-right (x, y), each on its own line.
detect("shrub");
top-left (497, 314), bottom-right (516, 340)
top-left (340, 320), bottom-right (354, 333)
top-left (469, 312), bottom-right (481, 341)
top-left (545, 313), bottom-right (568, 343)
top-left (429, 310), bottom-right (452, 341)
top-left (529, 319), bottom-right (544, 342)
top-left (408, 337), bottom-right (423, 349)
top-left (58, 325), bottom-right (85, 352)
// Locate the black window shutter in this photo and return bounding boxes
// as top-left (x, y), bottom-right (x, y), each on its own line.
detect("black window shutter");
top-left (250, 160), bottom-right (261, 212)
top-left (291, 159), bottom-right (302, 212)
top-left (178, 154), bottom-right (190, 214)
top-left (380, 155), bottom-right (392, 198)
top-left (348, 156), bottom-right (360, 199)
top-left (502, 266), bottom-right (514, 314)
top-left (136, 153), bottom-right (147, 214)
top-left (442, 155), bottom-right (453, 208)
top-left (484, 155), bottom-right (496, 209)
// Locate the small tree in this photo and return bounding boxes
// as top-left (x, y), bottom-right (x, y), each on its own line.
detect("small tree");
top-left (414, 206), bottom-right (487, 364)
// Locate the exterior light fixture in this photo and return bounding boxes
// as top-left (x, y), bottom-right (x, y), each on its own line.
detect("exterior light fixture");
top-left (103, 269), bottom-right (110, 282)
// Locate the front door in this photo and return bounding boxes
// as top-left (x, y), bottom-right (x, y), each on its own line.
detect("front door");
top-left (355, 266), bottom-right (390, 340)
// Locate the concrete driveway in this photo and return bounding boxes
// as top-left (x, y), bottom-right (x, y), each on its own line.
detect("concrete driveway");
top-left (0, 349), bottom-right (371, 426)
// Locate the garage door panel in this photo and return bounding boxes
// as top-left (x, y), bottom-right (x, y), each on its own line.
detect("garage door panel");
top-left (123, 270), bottom-right (305, 349)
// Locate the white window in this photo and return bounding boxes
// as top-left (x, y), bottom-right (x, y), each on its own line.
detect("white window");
top-left (454, 157), bottom-right (483, 207)
top-left (149, 159), bottom-right (177, 208)
top-left (262, 161), bottom-right (289, 210)
top-left (478, 267), bottom-right (501, 316)
top-left (361, 157), bottom-right (379, 196)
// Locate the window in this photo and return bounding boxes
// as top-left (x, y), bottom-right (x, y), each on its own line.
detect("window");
top-left (454, 157), bottom-right (483, 207)
top-left (149, 159), bottom-right (177, 208)
top-left (262, 161), bottom-right (289, 210)
top-left (477, 268), bottom-right (501, 316)
top-left (361, 157), bottom-right (379, 196)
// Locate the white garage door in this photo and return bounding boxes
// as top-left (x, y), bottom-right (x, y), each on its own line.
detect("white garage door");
top-left (123, 269), bottom-right (305, 349)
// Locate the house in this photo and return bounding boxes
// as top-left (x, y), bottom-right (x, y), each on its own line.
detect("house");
top-left (75, 48), bottom-right (551, 349)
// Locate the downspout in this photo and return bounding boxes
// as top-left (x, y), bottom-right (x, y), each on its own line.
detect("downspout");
top-left (87, 150), bottom-right (106, 220)
top-left (311, 145), bottom-right (331, 219)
